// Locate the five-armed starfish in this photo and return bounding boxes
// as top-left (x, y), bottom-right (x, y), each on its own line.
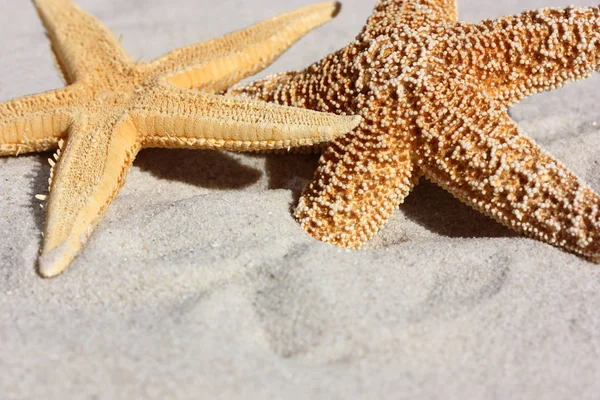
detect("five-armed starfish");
top-left (0, 0), bottom-right (360, 277)
top-left (229, 0), bottom-right (600, 261)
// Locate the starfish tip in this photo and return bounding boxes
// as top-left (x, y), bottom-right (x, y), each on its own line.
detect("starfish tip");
top-left (588, 254), bottom-right (600, 264)
top-left (331, 2), bottom-right (342, 18)
top-left (37, 243), bottom-right (71, 278)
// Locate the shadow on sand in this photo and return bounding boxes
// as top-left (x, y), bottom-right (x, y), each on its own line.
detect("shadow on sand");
top-left (29, 149), bottom-right (514, 247)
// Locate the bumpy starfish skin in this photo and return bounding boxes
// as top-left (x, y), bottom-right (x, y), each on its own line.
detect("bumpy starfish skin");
top-left (0, 0), bottom-right (361, 277)
top-left (228, 0), bottom-right (600, 261)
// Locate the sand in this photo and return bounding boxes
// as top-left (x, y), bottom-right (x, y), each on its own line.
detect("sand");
top-left (1, 0), bottom-right (599, 398)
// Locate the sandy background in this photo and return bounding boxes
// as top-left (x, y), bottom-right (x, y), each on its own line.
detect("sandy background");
top-left (1, 0), bottom-right (600, 398)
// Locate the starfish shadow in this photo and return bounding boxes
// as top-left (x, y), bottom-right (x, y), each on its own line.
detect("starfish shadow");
top-left (28, 154), bottom-right (53, 243)
top-left (135, 148), bottom-right (262, 189)
top-left (262, 155), bottom-right (514, 240)
top-left (28, 149), bottom-right (261, 231)
top-left (262, 152), bottom-right (319, 206)
top-left (401, 178), bottom-right (516, 239)
top-left (26, 149), bottom-right (262, 261)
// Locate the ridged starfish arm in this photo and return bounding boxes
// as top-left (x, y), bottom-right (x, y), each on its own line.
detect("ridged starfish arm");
top-left (417, 83), bottom-right (600, 261)
top-left (134, 85), bottom-right (361, 151)
top-left (148, 2), bottom-right (341, 92)
top-left (295, 130), bottom-right (417, 248)
top-left (33, 0), bottom-right (131, 82)
top-left (37, 84), bottom-right (360, 277)
top-left (38, 117), bottom-right (140, 277)
top-left (0, 87), bottom-right (82, 155)
top-left (463, 6), bottom-right (600, 106)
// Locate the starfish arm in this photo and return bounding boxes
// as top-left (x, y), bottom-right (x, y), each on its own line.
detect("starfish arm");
top-left (364, 0), bottom-right (457, 35)
top-left (295, 130), bottom-right (417, 248)
top-left (417, 84), bottom-right (600, 261)
top-left (133, 85), bottom-right (360, 151)
top-left (226, 45), bottom-right (356, 112)
top-left (148, 2), bottom-right (341, 92)
top-left (33, 0), bottom-right (131, 83)
top-left (459, 6), bottom-right (600, 106)
top-left (38, 116), bottom-right (140, 277)
top-left (381, 0), bottom-right (457, 20)
top-left (227, 71), bottom-right (302, 101)
top-left (0, 87), bottom-right (80, 156)
top-left (410, 0), bottom-right (458, 21)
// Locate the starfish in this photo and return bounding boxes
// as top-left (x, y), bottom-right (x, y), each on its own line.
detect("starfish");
top-left (0, 0), bottom-right (361, 278)
top-left (228, 0), bottom-right (600, 261)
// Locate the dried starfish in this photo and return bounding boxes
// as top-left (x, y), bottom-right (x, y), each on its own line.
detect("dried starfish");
top-left (228, 0), bottom-right (600, 261)
top-left (0, 0), bottom-right (360, 277)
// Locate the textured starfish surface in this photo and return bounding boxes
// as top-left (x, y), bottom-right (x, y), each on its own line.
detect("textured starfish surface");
top-left (0, 0), bottom-right (361, 278)
top-left (228, 0), bottom-right (600, 261)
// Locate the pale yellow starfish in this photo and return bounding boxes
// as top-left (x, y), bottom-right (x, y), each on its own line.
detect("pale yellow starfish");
top-left (229, 0), bottom-right (600, 261)
top-left (0, 0), bottom-right (360, 277)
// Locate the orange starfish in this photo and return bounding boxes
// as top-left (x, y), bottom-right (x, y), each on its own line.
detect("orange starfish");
top-left (229, 0), bottom-right (600, 261)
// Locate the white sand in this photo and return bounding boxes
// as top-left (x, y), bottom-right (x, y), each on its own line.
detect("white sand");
top-left (1, 0), bottom-right (600, 398)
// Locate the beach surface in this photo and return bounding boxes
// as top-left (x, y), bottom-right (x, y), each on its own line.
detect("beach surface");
top-left (1, 0), bottom-right (599, 398)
